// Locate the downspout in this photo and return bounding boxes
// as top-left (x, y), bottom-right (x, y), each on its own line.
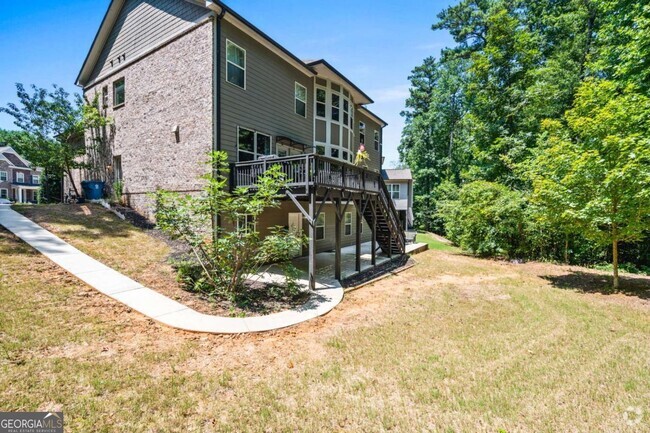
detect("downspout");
top-left (207, 1), bottom-right (226, 238)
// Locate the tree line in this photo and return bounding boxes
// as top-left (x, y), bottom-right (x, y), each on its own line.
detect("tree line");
top-left (400, 0), bottom-right (650, 288)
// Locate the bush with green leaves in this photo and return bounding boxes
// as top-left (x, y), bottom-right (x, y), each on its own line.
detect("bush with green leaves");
top-left (438, 181), bottom-right (529, 258)
top-left (154, 151), bottom-right (305, 300)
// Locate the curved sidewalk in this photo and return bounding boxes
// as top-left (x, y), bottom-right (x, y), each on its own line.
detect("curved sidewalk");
top-left (0, 207), bottom-right (343, 334)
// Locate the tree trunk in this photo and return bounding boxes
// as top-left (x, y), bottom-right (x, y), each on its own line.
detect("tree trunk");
top-left (564, 233), bottom-right (569, 264)
top-left (612, 238), bottom-right (619, 290)
top-left (65, 167), bottom-right (80, 198)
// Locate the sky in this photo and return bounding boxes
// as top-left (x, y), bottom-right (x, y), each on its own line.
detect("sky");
top-left (0, 0), bottom-right (455, 168)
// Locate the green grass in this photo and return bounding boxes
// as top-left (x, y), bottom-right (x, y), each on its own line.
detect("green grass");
top-left (416, 231), bottom-right (460, 252)
top-left (2, 204), bottom-right (650, 432)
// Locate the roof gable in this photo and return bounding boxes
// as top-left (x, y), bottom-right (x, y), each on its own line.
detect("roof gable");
top-left (78, 0), bottom-right (210, 87)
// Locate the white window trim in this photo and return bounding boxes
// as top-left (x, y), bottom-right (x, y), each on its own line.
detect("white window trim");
top-left (344, 212), bottom-right (352, 236)
top-left (113, 78), bottom-right (125, 108)
top-left (374, 130), bottom-right (380, 150)
top-left (226, 39), bottom-right (247, 90)
top-left (295, 82), bottom-right (307, 117)
top-left (237, 126), bottom-right (273, 162)
top-left (316, 213), bottom-right (325, 240)
top-left (389, 184), bottom-right (400, 200)
top-left (0, 171), bottom-right (7, 182)
top-left (0, 188), bottom-right (7, 199)
top-left (313, 79), bottom-right (356, 164)
top-left (16, 172), bottom-right (24, 183)
top-left (32, 175), bottom-right (40, 185)
top-left (236, 214), bottom-right (257, 233)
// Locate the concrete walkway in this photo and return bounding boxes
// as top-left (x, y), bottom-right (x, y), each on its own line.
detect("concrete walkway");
top-left (0, 207), bottom-right (343, 334)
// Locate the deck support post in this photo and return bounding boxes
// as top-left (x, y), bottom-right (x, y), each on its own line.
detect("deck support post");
top-left (371, 199), bottom-right (377, 266)
top-left (308, 191), bottom-right (316, 291)
top-left (355, 199), bottom-right (362, 272)
top-left (334, 198), bottom-right (342, 281)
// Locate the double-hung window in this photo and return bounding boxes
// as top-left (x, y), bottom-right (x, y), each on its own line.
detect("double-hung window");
top-left (344, 212), bottom-right (352, 236)
top-left (0, 189), bottom-right (7, 199)
top-left (0, 171), bottom-right (7, 182)
top-left (16, 172), bottom-right (24, 183)
top-left (113, 78), bottom-right (125, 107)
top-left (238, 127), bottom-right (272, 162)
top-left (359, 122), bottom-right (366, 145)
top-left (389, 184), bottom-right (400, 200)
top-left (374, 130), bottom-right (380, 151)
top-left (226, 40), bottom-right (246, 89)
top-left (32, 175), bottom-right (40, 185)
top-left (331, 94), bottom-right (340, 122)
top-left (316, 213), bottom-right (325, 240)
top-left (236, 214), bottom-right (256, 233)
top-left (295, 82), bottom-right (307, 117)
top-left (316, 88), bottom-right (326, 118)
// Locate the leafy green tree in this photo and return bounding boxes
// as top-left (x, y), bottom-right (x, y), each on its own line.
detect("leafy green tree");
top-left (154, 151), bottom-right (305, 299)
top-left (528, 80), bottom-right (650, 288)
top-left (438, 180), bottom-right (529, 258)
top-left (0, 84), bottom-right (91, 199)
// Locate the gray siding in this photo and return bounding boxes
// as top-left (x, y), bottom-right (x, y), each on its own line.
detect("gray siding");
top-left (220, 21), bottom-right (314, 162)
top-left (257, 202), bottom-right (372, 253)
top-left (89, 0), bottom-right (209, 83)
top-left (354, 110), bottom-right (383, 173)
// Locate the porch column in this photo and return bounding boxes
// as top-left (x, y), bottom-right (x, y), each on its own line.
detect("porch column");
top-left (355, 202), bottom-right (362, 272)
top-left (308, 192), bottom-right (316, 291)
top-left (17, 188), bottom-right (23, 204)
top-left (371, 200), bottom-right (377, 266)
top-left (334, 198), bottom-right (342, 281)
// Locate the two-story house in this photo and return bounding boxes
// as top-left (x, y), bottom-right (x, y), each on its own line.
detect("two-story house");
top-left (0, 146), bottom-right (42, 203)
top-left (75, 0), bottom-right (405, 289)
top-left (382, 169), bottom-right (414, 231)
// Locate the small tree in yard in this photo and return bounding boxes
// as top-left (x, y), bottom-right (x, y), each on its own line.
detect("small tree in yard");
top-left (528, 80), bottom-right (650, 289)
top-left (154, 151), bottom-right (305, 300)
top-left (0, 84), bottom-right (108, 201)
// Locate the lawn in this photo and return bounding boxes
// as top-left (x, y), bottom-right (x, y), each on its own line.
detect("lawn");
top-left (2, 204), bottom-right (650, 432)
top-left (416, 231), bottom-right (460, 252)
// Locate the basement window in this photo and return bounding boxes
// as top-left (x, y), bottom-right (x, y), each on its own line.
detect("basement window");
top-left (316, 213), bottom-right (325, 240)
top-left (344, 212), bottom-right (352, 236)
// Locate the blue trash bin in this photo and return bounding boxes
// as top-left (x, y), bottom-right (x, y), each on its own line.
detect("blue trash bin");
top-left (81, 181), bottom-right (105, 200)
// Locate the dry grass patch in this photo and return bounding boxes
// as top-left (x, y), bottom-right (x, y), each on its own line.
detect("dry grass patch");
top-left (2, 206), bottom-right (650, 432)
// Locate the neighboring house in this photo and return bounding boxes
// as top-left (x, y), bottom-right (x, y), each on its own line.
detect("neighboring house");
top-left (382, 169), bottom-right (414, 231)
top-left (74, 0), bottom-right (405, 289)
top-left (0, 146), bottom-right (42, 203)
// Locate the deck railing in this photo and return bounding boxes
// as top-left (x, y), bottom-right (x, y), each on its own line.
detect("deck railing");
top-left (232, 154), bottom-right (381, 193)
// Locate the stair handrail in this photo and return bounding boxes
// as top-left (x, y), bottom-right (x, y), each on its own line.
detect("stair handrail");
top-left (378, 177), bottom-right (406, 253)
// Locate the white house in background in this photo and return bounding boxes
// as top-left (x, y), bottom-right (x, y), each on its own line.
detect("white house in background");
top-left (0, 146), bottom-right (42, 203)
top-left (382, 169), bottom-right (414, 231)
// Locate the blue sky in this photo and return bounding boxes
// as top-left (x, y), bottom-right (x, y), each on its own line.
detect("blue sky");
top-left (0, 0), bottom-right (455, 167)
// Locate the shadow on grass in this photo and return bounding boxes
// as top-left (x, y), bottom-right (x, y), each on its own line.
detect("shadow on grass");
top-left (15, 204), bottom-right (134, 240)
top-left (542, 270), bottom-right (650, 301)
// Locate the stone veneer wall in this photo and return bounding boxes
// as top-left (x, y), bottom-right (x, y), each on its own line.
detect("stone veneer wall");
top-left (80, 20), bottom-right (214, 218)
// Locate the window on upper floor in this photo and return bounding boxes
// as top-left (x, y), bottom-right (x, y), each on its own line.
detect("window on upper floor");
top-left (331, 93), bottom-right (340, 122)
top-left (16, 172), bottom-right (24, 183)
top-left (113, 78), bottom-right (125, 107)
top-left (388, 184), bottom-right (400, 200)
top-left (0, 171), bottom-right (7, 182)
top-left (359, 122), bottom-right (366, 145)
top-left (344, 212), bottom-right (352, 236)
top-left (316, 88), bottom-right (326, 117)
top-left (32, 175), bottom-right (40, 185)
top-left (374, 130), bottom-right (380, 151)
top-left (237, 127), bottom-right (272, 162)
top-left (295, 82), bottom-right (307, 117)
top-left (316, 213), bottom-right (325, 240)
top-left (227, 40), bottom-right (246, 89)
top-left (102, 86), bottom-right (109, 108)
